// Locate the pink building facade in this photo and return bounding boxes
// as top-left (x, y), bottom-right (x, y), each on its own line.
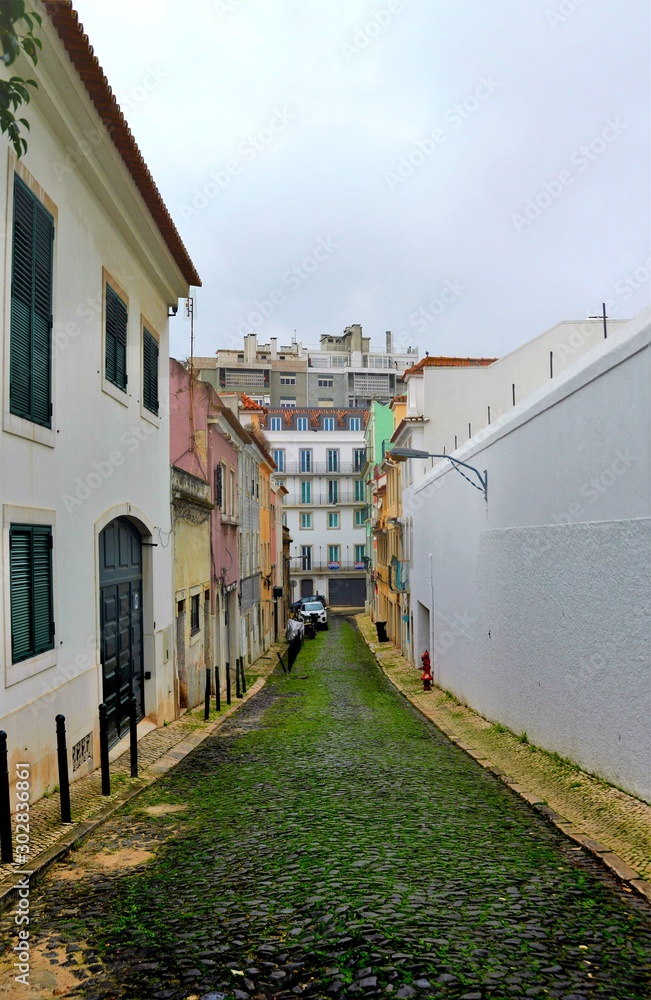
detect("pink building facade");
top-left (169, 360), bottom-right (240, 708)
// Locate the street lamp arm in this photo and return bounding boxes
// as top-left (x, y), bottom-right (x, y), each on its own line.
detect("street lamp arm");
top-left (387, 447), bottom-right (488, 501)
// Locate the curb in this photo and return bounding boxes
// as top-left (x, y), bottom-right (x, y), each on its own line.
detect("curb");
top-left (0, 672), bottom-right (272, 912)
top-left (355, 621), bottom-right (651, 907)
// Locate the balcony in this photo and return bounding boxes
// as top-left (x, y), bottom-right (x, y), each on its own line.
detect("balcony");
top-left (284, 492), bottom-right (365, 506)
top-left (282, 461), bottom-right (365, 476)
top-left (290, 559), bottom-right (368, 573)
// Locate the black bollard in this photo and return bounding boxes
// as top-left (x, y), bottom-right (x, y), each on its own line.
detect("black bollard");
top-left (0, 732), bottom-right (13, 863)
top-left (215, 664), bottom-right (221, 712)
top-left (204, 667), bottom-right (211, 722)
top-left (226, 662), bottom-right (231, 705)
top-left (235, 657), bottom-right (242, 699)
top-left (240, 657), bottom-right (247, 694)
top-left (128, 696), bottom-right (138, 778)
top-left (55, 715), bottom-right (72, 823)
top-left (99, 704), bottom-right (111, 796)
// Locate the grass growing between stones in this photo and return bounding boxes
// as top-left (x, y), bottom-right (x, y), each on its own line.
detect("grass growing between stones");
top-left (2, 617), bottom-right (650, 1000)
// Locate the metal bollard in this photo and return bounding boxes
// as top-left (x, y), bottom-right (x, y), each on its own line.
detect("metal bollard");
top-left (204, 667), bottom-right (211, 722)
top-left (128, 696), bottom-right (138, 778)
top-left (0, 732), bottom-right (13, 863)
top-left (99, 704), bottom-right (111, 796)
top-left (226, 662), bottom-right (231, 705)
top-left (55, 715), bottom-right (72, 823)
top-left (235, 657), bottom-right (242, 699)
top-left (240, 657), bottom-right (247, 694)
top-left (215, 664), bottom-right (221, 712)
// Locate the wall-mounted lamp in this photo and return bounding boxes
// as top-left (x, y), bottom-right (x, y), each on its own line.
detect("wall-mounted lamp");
top-left (168, 305), bottom-right (178, 318)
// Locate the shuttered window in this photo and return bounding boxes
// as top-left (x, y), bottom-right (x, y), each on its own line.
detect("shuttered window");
top-left (142, 327), bottom-right (159, 414)
top-left (105, 284), bottom-right (128, 391)
top-left (10, 175), bottom-right (54, 427)
top-left (9, 524), bottom-right (54, 664)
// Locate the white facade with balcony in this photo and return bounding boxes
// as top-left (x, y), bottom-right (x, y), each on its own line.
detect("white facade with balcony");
top-left (264, 409), bottom-right (368, 607)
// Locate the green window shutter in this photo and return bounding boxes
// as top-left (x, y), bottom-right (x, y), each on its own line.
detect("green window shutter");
top-left (142, 328), bottom-right (159, 414)
top-left (9, 527), bottom-right (31, 663)
top-left (10, 175), bottom-right (54, 427)
top-left (9, 524), bottom-right (54, 664)
top-left (105, 284), bottom-right (128, 391)
top-left (32, 526), bottom-right (54, 655)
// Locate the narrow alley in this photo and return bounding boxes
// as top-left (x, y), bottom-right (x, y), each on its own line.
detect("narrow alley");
top-left (1, 617), bottom-right (649, 1000)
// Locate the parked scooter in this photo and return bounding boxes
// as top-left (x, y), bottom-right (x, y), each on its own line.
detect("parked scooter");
top-left (303, 618), bottom-right (317, 640)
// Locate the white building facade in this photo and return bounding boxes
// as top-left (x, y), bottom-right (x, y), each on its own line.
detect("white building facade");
top-left (0, 7), bottom-right (199, 804)
top-left (263, 409), bottom-right (368, 606)
top-left (407, 311), bottom-right (650, 801)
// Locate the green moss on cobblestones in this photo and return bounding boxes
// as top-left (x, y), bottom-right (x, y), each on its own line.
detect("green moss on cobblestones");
top-left (2, 618), bottom-right (650, 999)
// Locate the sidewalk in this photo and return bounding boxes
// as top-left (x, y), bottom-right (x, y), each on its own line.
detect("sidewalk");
top-left (354, 613), bottom-right (651, 904)
top-left (0, 644), bottom-right (283, 909)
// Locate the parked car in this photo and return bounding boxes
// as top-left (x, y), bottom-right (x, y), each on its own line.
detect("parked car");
top-left (290, 594), bottom-right (327, 611)
top-left (298, 601), bottom-right (328, 630)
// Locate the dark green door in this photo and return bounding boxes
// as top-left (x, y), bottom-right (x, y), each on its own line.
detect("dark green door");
top-left (99, 518), bottom-right (144, 745)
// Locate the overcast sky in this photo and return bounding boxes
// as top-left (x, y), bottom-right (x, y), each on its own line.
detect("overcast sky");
top-left (72, 0), bottom-right (650, 361)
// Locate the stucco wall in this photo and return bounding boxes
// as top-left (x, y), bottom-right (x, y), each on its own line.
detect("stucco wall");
top-left (409, 311), bottom-right (650, 801)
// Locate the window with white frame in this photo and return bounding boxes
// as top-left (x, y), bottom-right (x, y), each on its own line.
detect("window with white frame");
top-left (323, 416), bottom-right (335, 431)
top-left (299, 449), bottom-right (312, 473)
top-left (353, 448), bottom-right (366, 471)
top-left (300, 512), bottom-right (313, 529)
top-left (270, 416), bottom-right (282, 431)
top-left (328, 480), bottom-right (338, 504)
top-left (326, 449), bottom-right (339, 472)
top-left (327, 511), bottom-right (340, 529)
top-left (273, 449), bottom-right (285, 472)
top-left (301, 481), bottom-right (311, 504)
top-left (354, 544), bottom-right (366, 564)
top-left (296, 416), bottom-right (308, 431)
top-left (280, 398), bottom-right (296, 408)
top-left (301, 545), bottom-right (312, 570)
top-left (280, 374), bottom-right (296, 385)
top-left (349, 417), bottom-right (361, 431)
top-left (354, 508), bottom-right (365, 527)
top-left (317, 377), bottom-right (333, 387)
top-left (354, 479), bottom-right (365, 501)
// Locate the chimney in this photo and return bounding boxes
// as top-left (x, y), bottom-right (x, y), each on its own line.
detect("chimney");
top-left (244, 333), bottom-right (257, 362)
top-left (270, 337), bottom-right (278, 360)
top-left (386, 330), bottom-right (393, 354)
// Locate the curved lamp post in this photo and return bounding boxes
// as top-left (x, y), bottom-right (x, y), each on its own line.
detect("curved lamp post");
top-left (386, 447), bottom-right (487, 502)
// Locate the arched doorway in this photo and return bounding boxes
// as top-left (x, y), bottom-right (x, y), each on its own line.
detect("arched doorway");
top-left (99, 517), bottom-right (144, 744)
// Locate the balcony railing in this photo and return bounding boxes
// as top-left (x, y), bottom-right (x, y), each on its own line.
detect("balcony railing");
top-left (290, 559), bottom-right (368, 573)
top-left (282, 461), bottom-right (365, 476)
top-left (284, 492), bottom-right (365, 506)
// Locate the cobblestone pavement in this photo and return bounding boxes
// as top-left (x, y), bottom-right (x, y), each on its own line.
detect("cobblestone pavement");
top-left (353, 615), bottom-right (651, 885)
top-left (1, 616), bottom-right (649, 1000)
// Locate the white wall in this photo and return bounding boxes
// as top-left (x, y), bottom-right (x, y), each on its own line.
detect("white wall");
top-left (408, 320), bottom-right (629, 460)
top-left (409, 311), bottom-right (650, 801)
top-left (0, 22), bottom-right (185, 803)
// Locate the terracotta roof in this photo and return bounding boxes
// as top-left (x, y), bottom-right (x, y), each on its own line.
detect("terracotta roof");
top-left (403, 355), bottom-right (496, 376)
top-left (240, 393), bottom-right (264, 410)
top-left (47, 3), bottom-right (201, 289)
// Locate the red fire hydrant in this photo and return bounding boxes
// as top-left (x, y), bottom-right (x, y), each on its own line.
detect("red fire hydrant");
top-left (421, 650), bottom-right (433, 691)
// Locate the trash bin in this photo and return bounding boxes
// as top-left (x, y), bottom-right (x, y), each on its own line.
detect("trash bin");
top-left (375, 621), bottom-right (389, 642)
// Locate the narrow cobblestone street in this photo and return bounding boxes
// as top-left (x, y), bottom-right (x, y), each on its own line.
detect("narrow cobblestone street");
top-left (1, 616), bottom-right (649, 1000)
